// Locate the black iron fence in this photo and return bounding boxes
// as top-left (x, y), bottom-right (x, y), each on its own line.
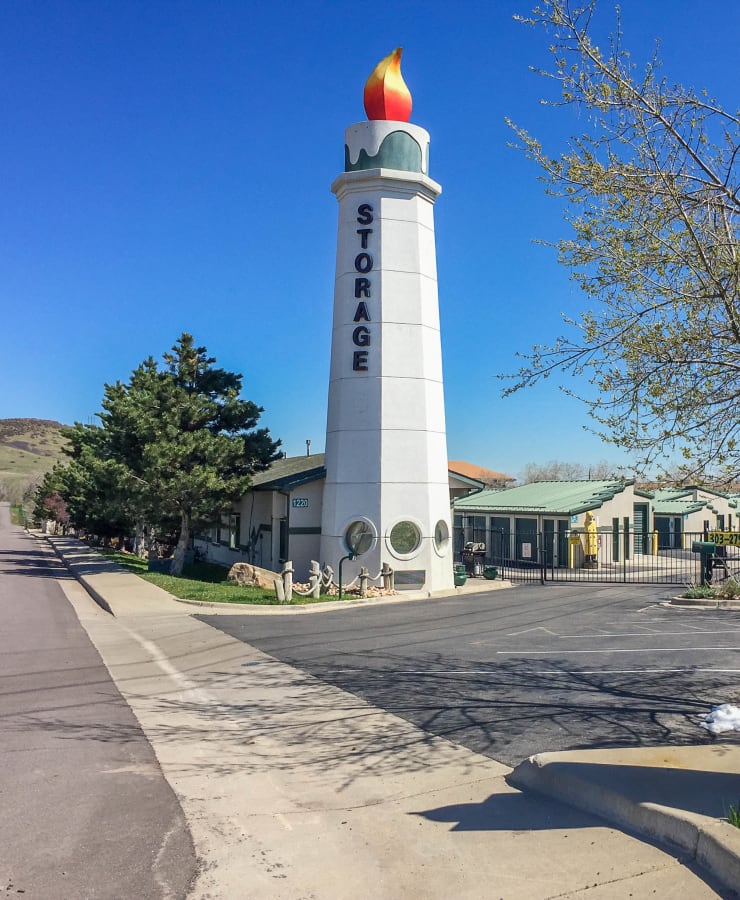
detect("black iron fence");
top-left (453, 526), bottom-right (740, 585)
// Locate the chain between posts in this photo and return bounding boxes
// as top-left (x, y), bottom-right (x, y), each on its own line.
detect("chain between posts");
top-left (278, 559), bottom-right (394, 602)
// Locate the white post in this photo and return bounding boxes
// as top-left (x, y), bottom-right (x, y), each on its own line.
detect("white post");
top-left (308, 559), bottom-right (321, 599)
top-left (382, 562), bottom-right (394, 592)
top-left (282, 561), bottom-right (293, 604)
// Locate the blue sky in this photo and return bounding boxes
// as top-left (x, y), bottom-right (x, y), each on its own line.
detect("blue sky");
top-left (2, 1), bottom-right (736, 479)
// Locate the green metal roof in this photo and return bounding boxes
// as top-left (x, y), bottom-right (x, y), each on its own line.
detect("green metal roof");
top-left (651, 487), bottom-right (689, 501)
top-left (651, 486), bottom-right (737, 511)
top-left (454, 479), bottom-right (633, 516)
top-left (652, 497), bottom-right (707, 516)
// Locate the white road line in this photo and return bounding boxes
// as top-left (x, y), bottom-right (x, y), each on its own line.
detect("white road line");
top-left (117, 622), bottom-right (215, 706)
top-left (533, 668), bottom-right (740, 675)
top-left (497, 646), bottom-right (740, 654)
top-left (324, 668), bottom-right (740, 676)
top-left (506, 626), bottom-right (558, 636)
top-left (546, 630), bottom-right (740, 639)
top-left (275, 813), bottom-right (294, 831)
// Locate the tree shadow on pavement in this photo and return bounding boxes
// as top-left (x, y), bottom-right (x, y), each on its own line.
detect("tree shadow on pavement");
top-left (10, 617), bottom-right (738, 802)
top-left (205, 646), bottom-right (738, 767)
top-left (0, 547), bottom-right (74, 579)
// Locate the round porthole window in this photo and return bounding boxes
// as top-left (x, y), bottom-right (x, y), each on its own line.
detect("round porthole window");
top-left (344, 519), bottom-right (376, 556)
top-left (389, 520), bottom-right (422, 556)
top-left (434, 519), bottom-right (450, 554)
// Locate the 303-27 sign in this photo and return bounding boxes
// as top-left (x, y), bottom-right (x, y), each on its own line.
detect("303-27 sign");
top-left (707, 531), bottom-right (740, 547)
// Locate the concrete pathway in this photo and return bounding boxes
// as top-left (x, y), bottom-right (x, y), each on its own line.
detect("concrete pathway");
top-left (45, 536), bottom-right (740, 897)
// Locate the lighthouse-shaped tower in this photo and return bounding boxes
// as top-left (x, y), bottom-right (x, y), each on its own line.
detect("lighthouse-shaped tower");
top-left (320, 49), bottom-right (453, 593)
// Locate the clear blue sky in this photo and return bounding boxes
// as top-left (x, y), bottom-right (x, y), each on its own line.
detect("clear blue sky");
top-left (2, 1), bottom-right (736, 478)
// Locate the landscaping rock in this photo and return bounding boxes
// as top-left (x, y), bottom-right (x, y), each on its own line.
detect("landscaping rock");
top-left (227, 562), bottom-right (277, 590)
top-left (323, 583), bottom-right (397, 598)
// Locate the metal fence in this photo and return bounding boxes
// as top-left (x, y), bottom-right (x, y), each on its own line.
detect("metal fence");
top-left (453, 526), bottom-right (740, 586)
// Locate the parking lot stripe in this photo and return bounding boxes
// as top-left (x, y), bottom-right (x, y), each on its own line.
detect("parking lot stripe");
top-left (532, 668), bottom-right (740, 674)
top-left (545, 629), bottom-right (740, 639)
top-left (497, 646), bottom-right (740, 654)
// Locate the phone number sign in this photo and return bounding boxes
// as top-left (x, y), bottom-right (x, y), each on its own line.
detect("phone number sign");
top-left (707, 531), bottom-right (740, 547)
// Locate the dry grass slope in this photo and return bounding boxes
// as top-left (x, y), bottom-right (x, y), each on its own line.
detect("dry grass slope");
top-left (0, 418), bottom-right (70, 501)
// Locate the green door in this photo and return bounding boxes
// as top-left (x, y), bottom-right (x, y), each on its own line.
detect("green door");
top-left (489, 517), bottom-right (510, 562)
top-left (543, 519), bottom-right (555, 567)
top-left (633, 503), bottom-right (649, 554)
top-left (558, 520), bottom-right (569, 568)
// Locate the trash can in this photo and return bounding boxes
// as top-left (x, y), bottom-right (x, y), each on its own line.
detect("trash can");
top-left (483, 565), bottom-right (498, 580)
top-left (453, 564), bottom-right (467, 587)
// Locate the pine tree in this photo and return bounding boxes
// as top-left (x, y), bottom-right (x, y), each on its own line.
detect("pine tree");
top-left (55, 334), bottom-right (281, 573)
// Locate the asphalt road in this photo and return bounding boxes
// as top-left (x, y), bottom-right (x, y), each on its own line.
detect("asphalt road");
top-left (199, 583), bottom-right (740, 766)
top-left (0, 505), bottom-right (197, 899)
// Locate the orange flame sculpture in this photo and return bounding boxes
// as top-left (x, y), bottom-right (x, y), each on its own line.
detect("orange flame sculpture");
top-left (363, 48), bottom-right (412, 122)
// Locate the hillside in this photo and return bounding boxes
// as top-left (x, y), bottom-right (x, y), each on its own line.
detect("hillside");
top-left (0, 418), bottom-right (70, 502)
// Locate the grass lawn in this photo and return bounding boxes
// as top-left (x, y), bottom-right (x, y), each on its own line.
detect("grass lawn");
top-left (97, 549), bottom-right (335, 605)
top-left (9, 504), bottom-right (27, 526)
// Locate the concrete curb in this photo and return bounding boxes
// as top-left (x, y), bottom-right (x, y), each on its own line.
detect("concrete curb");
top-left (44, 534), bottom-right (117, 615)
top-left (175, 578), bottom-right (517, 613)
top-left (39, 532), bottom-right (518, 615)
top-left (68, 572), bottom-right (117, 616)
top-left (42, 534), bottom-right (180, 617)
top-left (510, 754), bottom-right (740, 898)
top-left (664, 597), bottom-right (740, 611)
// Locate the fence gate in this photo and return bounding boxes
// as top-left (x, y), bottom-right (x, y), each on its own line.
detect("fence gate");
top-left (453, 526), bottom-right (731, 586)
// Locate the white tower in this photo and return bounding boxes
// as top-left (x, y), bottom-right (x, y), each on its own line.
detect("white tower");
top-left (320, 50), bottom-right (453, 593)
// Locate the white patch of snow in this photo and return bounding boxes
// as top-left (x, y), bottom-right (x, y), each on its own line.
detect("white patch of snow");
top-left (699, 704), bottom-right (740, 734)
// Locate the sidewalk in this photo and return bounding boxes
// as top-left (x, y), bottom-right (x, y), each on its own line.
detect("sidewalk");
top-left (47, 535), bottom-right (740, 898)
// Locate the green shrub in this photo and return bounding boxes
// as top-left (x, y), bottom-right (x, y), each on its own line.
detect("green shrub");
top-left (726, 801), bottom-right (740, 828)
top-left (715, 578), bottom-right (740, 601)
top-left (683, 577), bottom-right (740, 601)
top-left (682, 583), bottom-right (715, 599)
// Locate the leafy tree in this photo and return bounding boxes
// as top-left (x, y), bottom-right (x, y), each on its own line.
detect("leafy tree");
top-left (41, 493), bottom-right (70, 529)
top-left (32, 468), bottom-right (72, 530)
top-left (64, 334), bottom-right (281, 574)
top-left (519, 459), bottom-right (622, 483)
top-left (505, 0), bottom-right (739, 483)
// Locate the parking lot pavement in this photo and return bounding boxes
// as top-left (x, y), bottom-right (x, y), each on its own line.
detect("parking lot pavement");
top-left (44, 538), bottom-right (740, 898)
top-left (198, 583), bottom-right (740, 767)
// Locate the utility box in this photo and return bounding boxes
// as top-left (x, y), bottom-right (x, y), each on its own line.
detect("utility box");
top-left (691, 541), bottom-right (717, 586)
top-left (691, 541), bottom-right (716, 554)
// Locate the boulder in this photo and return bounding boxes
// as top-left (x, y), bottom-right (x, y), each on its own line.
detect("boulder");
top-left (227, 562), bottom-right (277, 590)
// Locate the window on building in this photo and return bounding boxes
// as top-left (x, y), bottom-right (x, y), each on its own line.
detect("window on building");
top-left (229, 513), bottom-right (241, 549)
top-left (434, 519), bottom-right (450, 553)
top-left (279, 518), bottom-right (288, 563)
top-left (345, 519), bottom-right (376, 556)
top-left (389, 521), bottom-right (422, 556)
